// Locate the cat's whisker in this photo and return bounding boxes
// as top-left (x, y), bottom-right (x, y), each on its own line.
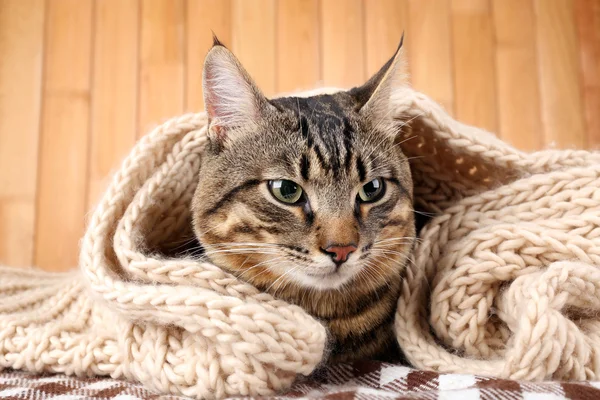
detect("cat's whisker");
top-left (363, 258), bottom-right (394, 290)
top-left (369, 248), bottom-right (408, 264)
top-left (406, 155), bottom-right (426, 162)
top-left (236, 256), bottom-right (286, 280)
top-left (203, 249), bottom-right (280, 257)
top-left (208, 242), bottom-right (281, 248)
top-left (370, 251), bottom-right (413, 278)
top-left (163, 235), bottom-right (197, 247)
top-left (239, 254), bottom-right (252, 270)
top-left (376, 236), bottom-right (415, 243)
top-left (373, 238), bottom-right (420, 247)
top-left (205, 248), bottom-right (280, 255)
top-left (367, 112), bottom-right (424, 162)
top-left (370, 101), bottom-right (411, 134)
top-left (353, 268), bottom-right (372, 297)
top-left (266, 265), bottom-right (300, 294)
top-left (197, 222), bottom-right (228, 237)
top-left (372, 251), bottom-right (410, 263)
top-left (398, 112), bottom-right (425, 130)
top-left (371, 246), bottom-right (411, 257)
top-left (365, 262), bottom-right (391, 294)
top-left (395, 133), bottom-right (419, 147)
top-left (409, 208), bottom-right (437, 217)
top-left (373, 137), bottom-right (422, 165)
top-left (203, 246), bottom-right (280, 253)
top-left (271, 267), bottom-right (301, 297)
top-left (373, 240), bottom-right (420, 249)
top-left (174, 243), bottom-right (203, 252)
top-left (360, 114), bottom-right (401, 165)
top-left (368, 112), bottom-right (426, 165)
top-left (374, 239), bottom-right (414, 245)
top-left (360, 261), bottom-right (383, 296)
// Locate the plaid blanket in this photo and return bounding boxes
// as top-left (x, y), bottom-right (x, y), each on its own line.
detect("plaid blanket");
top-left (1, 362), bottom-right (599, 399)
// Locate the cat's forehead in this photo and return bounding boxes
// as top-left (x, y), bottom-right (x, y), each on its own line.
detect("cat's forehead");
top-left (266, 93), bottom-right (376, 183)
top-left (271, 93), bottom-right (359, 128)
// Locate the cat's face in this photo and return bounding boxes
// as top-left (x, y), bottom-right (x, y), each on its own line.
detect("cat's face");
top-left (192, 38), bottom-right (415, 292)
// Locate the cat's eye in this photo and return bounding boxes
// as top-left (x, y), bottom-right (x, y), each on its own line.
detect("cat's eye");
top-left (358, 178), bottom-right (385, 203)
top-left (269, 180), bottom-right (304, 204)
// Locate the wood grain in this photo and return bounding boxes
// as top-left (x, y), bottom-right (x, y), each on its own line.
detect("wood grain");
top-left (88, 0), bottom-right (139, 208)
top-left (364, 0), bottom-right (408, 78)
top-left (451, 0), bottom-right (498, 133)
top-left (574, 0), bottom-right (600, 148)
top-left (232, 0), bottom-right (276, 95)
top-left (138, 0), bottom-right (185, 136)
top-left (276, 0), bottom-right (320, 93)
top-left (0, 1), bottom-right (598, 271)
top-left (186, 0), bottom-right (232, 111)
top-left (35, 0), bottom-right (93, 270)
top-left (492, 0), bottom-right (543, 150)
top-left (534, 0), bottom-right (586, 148)
top-left (321, 0), bottom-right (365, 87)
top-left (0, 0), bottom-right (45, 266)
top-left (406, 0), bottom-right (454, 113)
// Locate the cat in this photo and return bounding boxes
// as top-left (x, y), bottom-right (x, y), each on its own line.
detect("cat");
top-left (191, 35), bottom-right (415, 363)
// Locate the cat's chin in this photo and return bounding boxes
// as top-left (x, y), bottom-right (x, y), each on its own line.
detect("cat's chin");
top-left (292, 268), bottom-right (358, 291)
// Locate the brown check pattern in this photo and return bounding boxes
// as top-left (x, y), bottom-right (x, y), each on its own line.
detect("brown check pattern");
top-left (2, 361), bottom-right (600, 399)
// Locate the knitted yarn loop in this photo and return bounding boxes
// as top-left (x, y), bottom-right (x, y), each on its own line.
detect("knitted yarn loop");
top-left (1, 87), bottom-right (600, 399)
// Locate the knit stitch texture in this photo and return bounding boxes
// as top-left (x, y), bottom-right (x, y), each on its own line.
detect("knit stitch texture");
top-left (1, 87), bottom-right (599, 399)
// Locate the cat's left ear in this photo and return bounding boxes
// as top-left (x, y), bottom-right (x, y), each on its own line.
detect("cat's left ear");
top-left (351, 34), bottom-right (406, 121)
top-left (202, 36), bottom-right (271, 145)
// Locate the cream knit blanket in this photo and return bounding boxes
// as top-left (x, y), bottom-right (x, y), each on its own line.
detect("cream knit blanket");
top-left (1, 87), bottom-right (600, 399)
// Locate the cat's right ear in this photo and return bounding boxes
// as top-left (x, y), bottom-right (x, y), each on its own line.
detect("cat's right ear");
top-left (350, 34), bottom-right (406, 124)
top-left (202, 37), bottom-right (269, 145)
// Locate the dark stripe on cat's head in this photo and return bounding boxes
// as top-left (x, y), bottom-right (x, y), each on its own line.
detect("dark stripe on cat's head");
top-left (300, 115), bottom-right (309, 137)
top-left (356, 156), bottom-right (366, 182)
top-left (303, 201), bottom-right (314, 227)
top-left (202, 179), bottom-right (260, 217)
top-left (300, 153), bottom-right (310, 180)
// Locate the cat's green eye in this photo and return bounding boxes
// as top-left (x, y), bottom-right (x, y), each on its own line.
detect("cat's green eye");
top-left (358, 178), bottom-right (385, 203)
top-left (269, 180), bottom-right (304, 204)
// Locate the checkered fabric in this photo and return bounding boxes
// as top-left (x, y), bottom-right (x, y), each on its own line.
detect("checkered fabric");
top-left (2, 362), bottom-right (600, 400)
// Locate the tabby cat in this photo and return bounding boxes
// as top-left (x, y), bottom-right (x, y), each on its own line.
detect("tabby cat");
top-left (191, 36), bottom-right (415, 363)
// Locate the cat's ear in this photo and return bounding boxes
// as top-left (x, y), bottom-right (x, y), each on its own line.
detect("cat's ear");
top-left (351, 34), bottom-right (406, 120)
top-left (202, 36), bottom-right (269, 144)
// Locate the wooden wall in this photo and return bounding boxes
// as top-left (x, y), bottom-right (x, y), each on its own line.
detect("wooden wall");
top-left (0, 0), bottom-right (598, 271)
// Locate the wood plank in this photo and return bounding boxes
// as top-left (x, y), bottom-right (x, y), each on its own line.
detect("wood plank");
top-left (231, 0), bottom-right (276, 96)
top-left (138, 0), bottom-right (185, 136)
top-left (35, 0), bottom-right (93, 271)
top-left (407, 0), bottom-right (454, 113)
top-left (321, 0), bottom-right (365, 88)
top-left (186, 0), bottom-right (232, 112)
top-left (88, 0), bottom-right (139, 208)
top-left (534, 0), bottom-right (586, 148)
top-left (451, 0), bottom-right (498, 133)
top-left (492, 0), bottom-right (543, 150)
top-left (364, 0), bottom-right (408, 79)
top-left (276, 0), bottom-right (320, 93)
top-left (574, 0), bottom-right (600, 148)
top-left (0, 0), bottom-right (45, 266)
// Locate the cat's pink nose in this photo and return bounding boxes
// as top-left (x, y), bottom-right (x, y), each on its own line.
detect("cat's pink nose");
top-left (322, 244), bottom-right (357, 264)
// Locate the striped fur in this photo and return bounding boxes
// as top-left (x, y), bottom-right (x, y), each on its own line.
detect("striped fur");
top-left (192, 37), bottom-right (414, 363)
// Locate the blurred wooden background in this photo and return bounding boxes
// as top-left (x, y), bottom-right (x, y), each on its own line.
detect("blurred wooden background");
top-left (0, 0), bottom-right (599, 271)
